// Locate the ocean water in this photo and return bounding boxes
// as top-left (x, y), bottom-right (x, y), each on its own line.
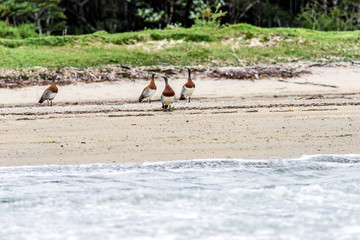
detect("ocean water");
top-left (1, 155), bottom-right (360, 240)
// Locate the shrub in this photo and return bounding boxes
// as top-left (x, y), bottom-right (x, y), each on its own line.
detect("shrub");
top-left (295, 2), bottom-right (360, 31)
top-left (0, 21), bottom-right (38, 39)
top-left (192, 6), bottom-right (227, 29)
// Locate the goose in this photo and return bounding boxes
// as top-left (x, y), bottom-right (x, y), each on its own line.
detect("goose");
top-left (179, 67), bottom-right (195, 102)
top-left (161, 75), bottom-right (175, 111)
top-left (39, 74), bottom-right (58, 106)
top-left (139, 73), bottom-right (157, 103)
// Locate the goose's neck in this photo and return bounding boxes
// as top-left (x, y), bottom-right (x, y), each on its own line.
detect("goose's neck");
top-left (164, 78), bottom-right (169, 85)
top-left (187, 69), bottom-right (191, 79)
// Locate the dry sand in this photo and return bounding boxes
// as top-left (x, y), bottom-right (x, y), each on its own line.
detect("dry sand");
top-left (0, 64), bottom-right (359, 166)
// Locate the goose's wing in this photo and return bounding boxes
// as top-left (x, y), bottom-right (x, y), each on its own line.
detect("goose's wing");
top-left (139, 86), bottom-right (151, 100)
top-left (40, 89), bottom-right (51, 101)
top-left (180, 85), bottom-right (188, 97)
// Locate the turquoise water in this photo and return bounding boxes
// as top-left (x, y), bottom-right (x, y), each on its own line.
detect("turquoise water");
top-left (1, 155), bottom-right (360, 240)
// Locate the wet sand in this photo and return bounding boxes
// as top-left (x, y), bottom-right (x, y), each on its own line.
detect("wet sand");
top-left (0, 64), bottom-right (359, 166)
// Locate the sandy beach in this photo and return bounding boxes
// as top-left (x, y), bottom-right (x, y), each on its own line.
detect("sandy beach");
top-left (1, 63), bottom-right (359, 166)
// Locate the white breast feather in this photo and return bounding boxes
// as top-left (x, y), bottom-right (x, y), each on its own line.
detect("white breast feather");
top-left (48, 92), bottom-right (57, 100)
top-left (181, 86), bottom-right (195, 97)
top-left (185, 87), bottom-right (194, 97)
top-left (161, 95), bottom-right (174, 105)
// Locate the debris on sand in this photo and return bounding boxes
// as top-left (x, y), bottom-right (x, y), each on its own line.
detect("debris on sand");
top-left (0, 64), bottom-right (311, 89)
top-left (209, 66), bottom-right (310, 80)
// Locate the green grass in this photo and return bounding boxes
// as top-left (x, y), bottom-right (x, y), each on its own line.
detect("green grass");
top-left (0, 23), bottom-right (359, 69)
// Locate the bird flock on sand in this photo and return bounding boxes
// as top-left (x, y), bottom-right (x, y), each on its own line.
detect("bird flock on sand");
top-left (38, 67), bottom-right (195, 112)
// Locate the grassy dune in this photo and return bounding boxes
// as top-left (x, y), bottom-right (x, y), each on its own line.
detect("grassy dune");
top-left (0, 24), bottom-right (359, 69)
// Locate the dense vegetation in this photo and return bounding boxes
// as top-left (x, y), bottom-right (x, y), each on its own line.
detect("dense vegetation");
top-left (0, 23), bottom-right (359, 69)
top-left (0, 0), bottom-right (359, 36)
top-left (0, 1), bottom-right (358, 69)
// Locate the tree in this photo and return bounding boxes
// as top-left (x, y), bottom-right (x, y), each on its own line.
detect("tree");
top-left (0, 0), bottom-right (66, 34)
top-left (1, 0), bottom-right (359, 35)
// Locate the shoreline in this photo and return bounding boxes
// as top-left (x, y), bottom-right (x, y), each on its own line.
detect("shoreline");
top-left (2, 154), bottom-right (360, 169)
top-left (1, 98), bottom-right (359, 167)
top-left (1, 64), bottom-right (359, 167)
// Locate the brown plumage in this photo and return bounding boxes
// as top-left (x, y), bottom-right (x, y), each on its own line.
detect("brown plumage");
top-left (162, 85), bottom-right (175, 97)
top-left (179, 67), bottom-right (195, 102)
top-left (139, 73), bottom-right (157, 103)
top-left (184, 79), bottom-right (195, 89)
top-left (161, 75), bottom-right (175, 111)
top-left (39, 74), bottom-right (58, 106)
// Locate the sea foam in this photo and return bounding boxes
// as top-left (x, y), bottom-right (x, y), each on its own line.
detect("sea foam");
top-left (1, 154), bottom-right (360, 240)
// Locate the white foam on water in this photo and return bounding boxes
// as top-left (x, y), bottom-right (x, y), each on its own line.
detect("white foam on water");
top-left (1, 154), bottom-right (360, 239)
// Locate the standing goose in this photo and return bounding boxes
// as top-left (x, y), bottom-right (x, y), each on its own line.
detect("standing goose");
top-left (161, 75), bottom-right (175, 111)
top-left (139, 73), bottom-right (157, 103)
top-left (39, 74), bottom-right (58, 106)
top-left (179, 67), bottom-right (195, 102)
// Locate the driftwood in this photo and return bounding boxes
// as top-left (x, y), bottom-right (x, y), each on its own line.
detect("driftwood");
top-left (278, 79), bottom-right (338, 88)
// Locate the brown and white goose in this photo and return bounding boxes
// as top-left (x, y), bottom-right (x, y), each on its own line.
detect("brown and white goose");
top-left (161, 75), bottom-right (175, 111)
top-left (39, 74), bottom-right (58, 106)
top-left (139, 73), bottom-right (157, 103)
top-left (179, 67), bottom-right (195, 102)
